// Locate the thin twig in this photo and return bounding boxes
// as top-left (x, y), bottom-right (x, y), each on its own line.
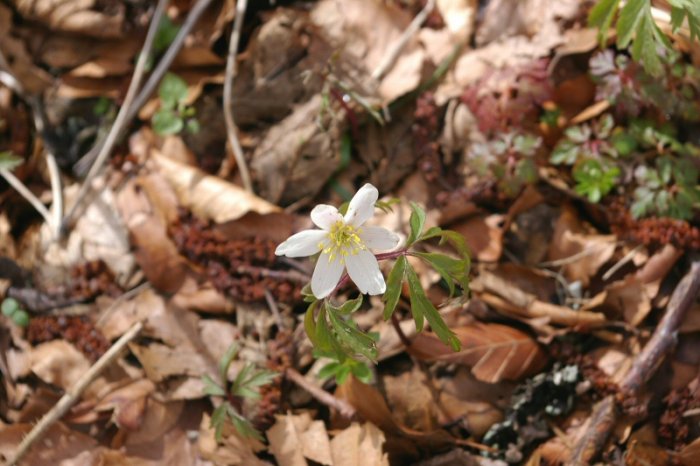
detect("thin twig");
top-left (73, 0), bottom-right (216, 176)
top-left (569, 258), bottom-right (700, 465)
top-left (0, 170), bottom-right (53, 227)
top-left (63, 0), bottom-right (169, 233)
top-left (45, 151), bottom-right (62, 238)
top-left (264, 289), bottom-right (284, 329)
top-left (285, 367), bottom-right (356, 419)
top-left (371, 0), bottom-right (436, 81)
top-left (222, 0), bottom-right (253, 192)
top-left (0, 55), bottom-right (62, 239)
top-left (602, 244), bottom-right (644, 281)
top-left (8, 320), bottom-right (144, 465)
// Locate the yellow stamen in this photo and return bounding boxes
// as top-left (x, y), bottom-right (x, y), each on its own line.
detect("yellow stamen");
top-left (324, 220), bottom-right (366, 261)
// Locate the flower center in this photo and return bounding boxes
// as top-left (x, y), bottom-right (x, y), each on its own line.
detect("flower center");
top-left (320, 221), bottom-right (365, 262)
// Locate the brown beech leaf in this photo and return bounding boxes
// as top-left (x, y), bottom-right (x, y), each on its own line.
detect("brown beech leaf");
top-left (408, 322), bottom-right (548, 383)
top-left (547, 204), bottom-right (616, 286)
top-left (336, 376), bottom-right (454, 464)
top-left (151, 151), bottom-right (280, 223)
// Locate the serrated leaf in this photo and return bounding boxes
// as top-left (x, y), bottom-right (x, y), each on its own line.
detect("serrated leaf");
top-left (219, 343), bottom-right (239, 382)
top-left (383, 255), bottom-right (407, 320)
top-left (0, 152), bottom-right (23, 171)
top-left (231, 413), bottom-right (263, 441)
top-left (419, 227), bottom-right (471, 261)
top-left (617, 0), bottom-right (649, 49)
top-left (406, 202), bottom-right (426, 246)
top-left (327, 304), bottom-right (378, 361)
top-left (589, 0), bottom-right (619, 47)
top-left (405, 264), bottom-right (460, 351)
top-left (202, 374), bottom-right (226, 397)
top-left (413, 252), bottom-right (469, 297)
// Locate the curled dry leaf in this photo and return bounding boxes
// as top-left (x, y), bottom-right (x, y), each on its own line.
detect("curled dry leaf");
top-left (152, 151), bottom-right (280, 222)
top-left (311, 0), bottom-right (424, 103)
top-left (250, 95), bottom-right (341, 205)
top-left (116, 174), bottom-right (187, 294)
top-left (473, 268), bottom-right (607, 328)
top-left (336, 376), bottom-right (454, 463)
top-left (409, 322), bottom-right (547, 383)
top-left (547, 204), bottom-right (616, 286)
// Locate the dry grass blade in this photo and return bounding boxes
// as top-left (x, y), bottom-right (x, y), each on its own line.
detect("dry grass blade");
top-left (408, 322), bottom-right (548, 383)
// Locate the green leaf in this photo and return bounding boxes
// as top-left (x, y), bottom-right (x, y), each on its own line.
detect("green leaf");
top-left (202, 374), bottom-right (226, 397)
top-left (617, 0), bottom-right (649, 49)
top-left (383, 255), bottom-right (407, 320)
top-left (211, 404), bottom-right (228, 443)
top-left (0, 151), bottom-right (23, 171)
top-left (405, 263), bottom-right (460, 351)
top-left (333, 295), bottom-right (363, 315)
top-left (304, 301), bottom-right (319, 346)
top-left (413, 252), bottom-right (469, 297)
top-left (326, 304), bottom-right (378, 361)
top-left (406, 202), bottom-right (426, 246)
top-left (152, 109), bottom-right (183, 135)
top-left (11, 310), bottom-right (29, 327)
top-left (158, 73), bottom-right (188, 109)
top-left (419, 227), bottom-right (471, 260)
top-left (230, 413), bottom-right (263, 441)
top-left (218, 343), bottom-right (239, 383)
top-left (589, 0), bottom-right (619, 47)
top-left (154, 16), bottom-right (180, 54)
top-left (1, 298), bottom-right (19, 316)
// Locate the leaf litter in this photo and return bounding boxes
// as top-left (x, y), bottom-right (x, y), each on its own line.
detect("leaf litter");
top-left (1, 0), bottom-right (700, 465)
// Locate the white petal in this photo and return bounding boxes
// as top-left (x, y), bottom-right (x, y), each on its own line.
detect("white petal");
top-left (311, 253), bottom-right (345, 298)
top-left (275, 230), bottom-right (327, 257)
top-left (359, 226), bottom-right (400, 251)
top-left (344, 183), bottom-right (378, 227)
top-left (345, 249), bottom-right (385, 295)
top-left (310, 204), bottom-right (342, 230)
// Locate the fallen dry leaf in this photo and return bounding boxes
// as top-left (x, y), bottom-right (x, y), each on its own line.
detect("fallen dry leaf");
top-left (547, 204), bottom-right (616, 286)
top-left (267, 412), bottom-right (333, 466)
top-left (336, 376), bottom-right (454, 463)
top-left (409, 322), bottom-right (548, 383)
top-left (311, 0), bottom-right (424, 103)
top-left (330, 422), bottom-right (389, 466)
top-left (11, 0), bottom-right (125, 38)
top-left (152, 150), bottom-right (281, 221)
top-left (116, 174), bottom-right (187, 294)
top-left (250, 95), bottom-right (341, 205)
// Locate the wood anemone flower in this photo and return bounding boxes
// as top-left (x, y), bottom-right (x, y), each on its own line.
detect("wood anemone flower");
top-left (275, 183), bottom-right (400, 298)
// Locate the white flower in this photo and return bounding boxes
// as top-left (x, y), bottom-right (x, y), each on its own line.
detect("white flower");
top-left (275, 183), bottom-right (400, 299)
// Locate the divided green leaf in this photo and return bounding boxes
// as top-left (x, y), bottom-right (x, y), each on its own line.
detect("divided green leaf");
top-left (0, 152), bottom-right (23, 171)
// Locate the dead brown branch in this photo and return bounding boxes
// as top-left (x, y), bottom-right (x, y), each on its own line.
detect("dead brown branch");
top-left (569, 258), bottom-right (700, 464)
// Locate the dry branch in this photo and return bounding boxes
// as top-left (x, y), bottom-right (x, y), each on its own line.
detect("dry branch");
top-left (8, 321), bottom-right (144, 465)
top-left (569, 258), bottom-right (700, 465)
top-left (222, 0), bottom-right (253, 192)
top-left (63, 0), bottom-right (169, 232)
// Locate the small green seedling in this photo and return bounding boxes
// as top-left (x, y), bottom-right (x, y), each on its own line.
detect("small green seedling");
top-left (202, 344), bottom-right (277, 442)
top-left (152, 73), bottom-right (199, 136)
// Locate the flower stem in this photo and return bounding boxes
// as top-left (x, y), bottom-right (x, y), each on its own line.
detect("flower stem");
top-left (375, 248), bottom-right (408, 261)
top-left (391, 312), bottom-right (412, 348)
